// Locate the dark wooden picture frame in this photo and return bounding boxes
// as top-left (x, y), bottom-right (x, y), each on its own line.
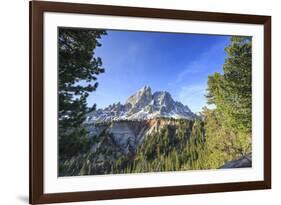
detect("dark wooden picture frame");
top-left (30, 1), bottom-right (271, 204)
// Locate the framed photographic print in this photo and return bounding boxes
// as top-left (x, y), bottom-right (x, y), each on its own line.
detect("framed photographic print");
top-left (29, 1), bottom-right (271, 204)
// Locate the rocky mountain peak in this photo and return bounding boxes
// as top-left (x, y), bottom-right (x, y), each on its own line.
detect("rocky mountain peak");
top-left (86, 86), bottom-right (195, 123)
top-left (126, 85), bottom-right (152, 108)
top-left (141, 85), bottom-right (151, 92)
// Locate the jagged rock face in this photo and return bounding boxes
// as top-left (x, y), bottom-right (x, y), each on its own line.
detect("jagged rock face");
top-left (86, 86), bottom-right (195, 123)
top-left (88, 120), bottom-right (148, 154)
top-left (126, 85), bottom-right (152, 110)
top-left (85, 118), bottom-right (192, 154)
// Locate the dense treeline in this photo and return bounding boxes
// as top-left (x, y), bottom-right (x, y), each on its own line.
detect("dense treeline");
top-left (118, 120), bottom-right (202, 173)
top-left (59, 119), bottom-right (205, 175)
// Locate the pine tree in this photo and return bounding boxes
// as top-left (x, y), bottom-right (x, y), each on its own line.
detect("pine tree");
top-left (205, 36), bottom-right (252, 160)
top-left (58, 28), bottom-right (107, 159)
top-left (207, 36), bottom-right (252, 134)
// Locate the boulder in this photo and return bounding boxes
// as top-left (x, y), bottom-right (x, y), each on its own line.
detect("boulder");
top-left (220, 153), bottom-right (252, 168)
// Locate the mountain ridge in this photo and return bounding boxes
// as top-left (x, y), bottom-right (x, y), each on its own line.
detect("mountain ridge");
top-left (86, 86), bottom-right (195, 123)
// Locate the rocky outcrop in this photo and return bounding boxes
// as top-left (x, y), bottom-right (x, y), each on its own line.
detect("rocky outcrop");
top-left (220, 153), bottom-right (252, 168)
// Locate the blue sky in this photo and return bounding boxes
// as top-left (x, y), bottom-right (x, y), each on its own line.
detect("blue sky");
top-left (87, 30), bottom-right (230, 112)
